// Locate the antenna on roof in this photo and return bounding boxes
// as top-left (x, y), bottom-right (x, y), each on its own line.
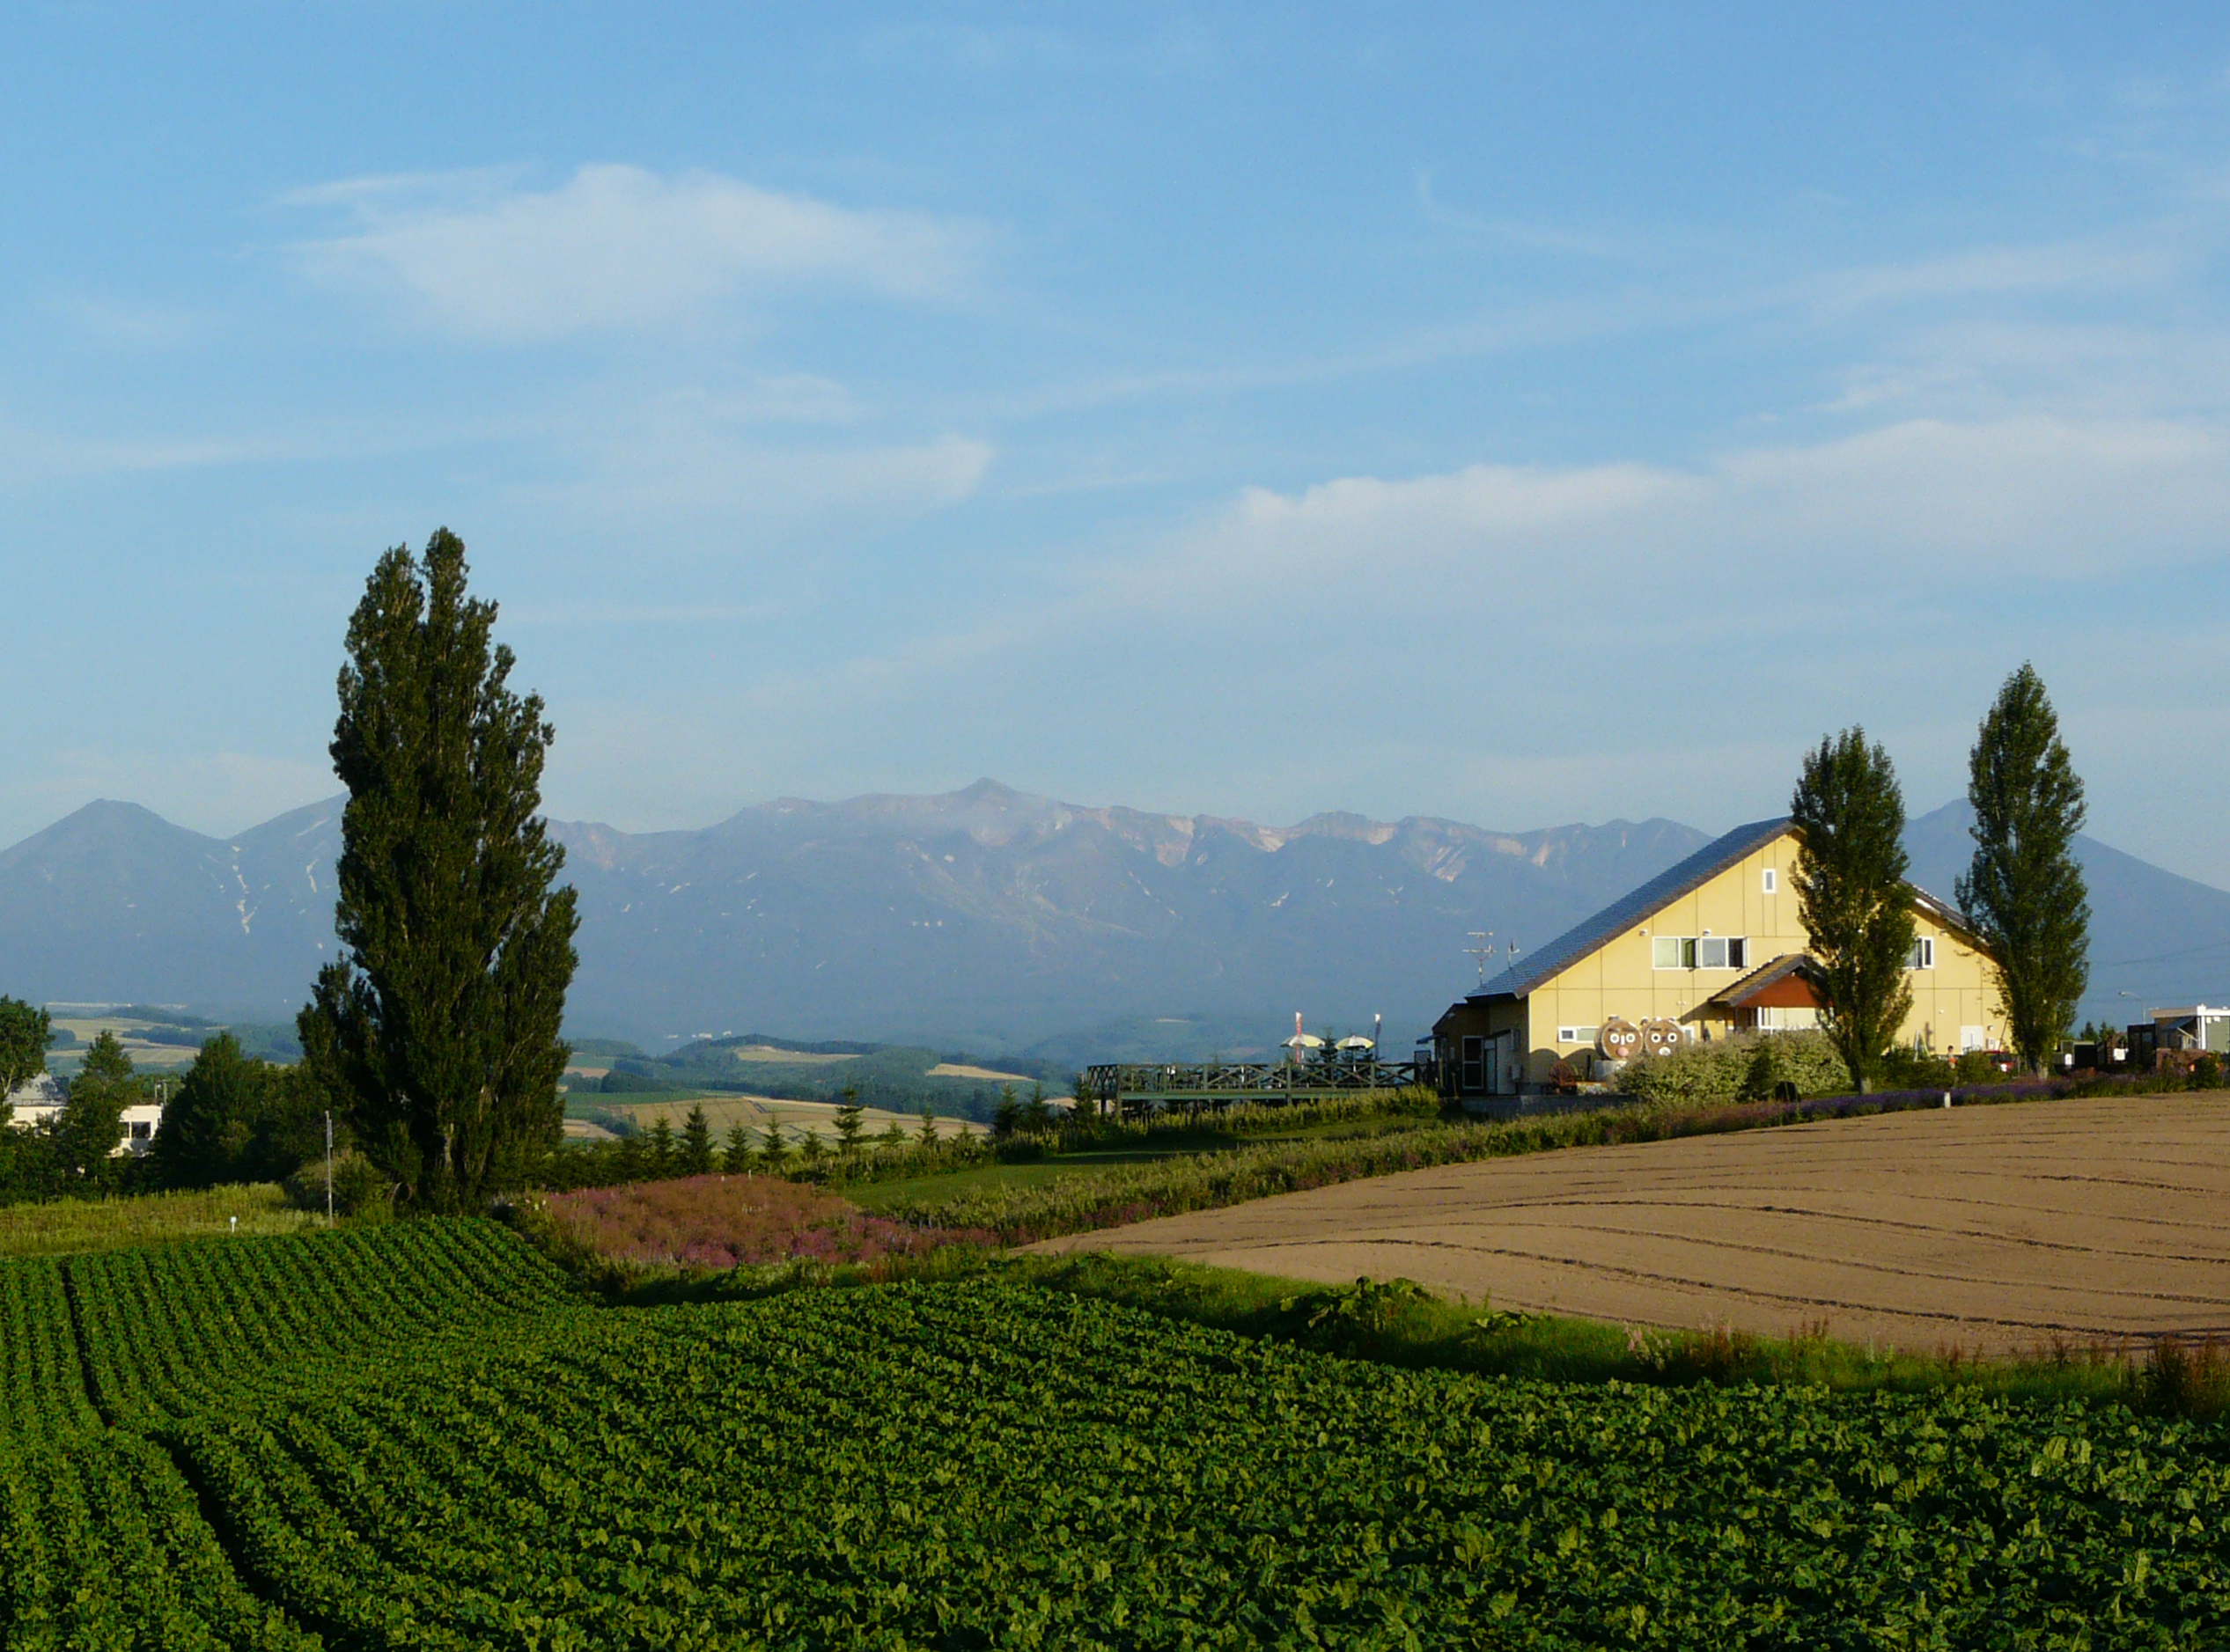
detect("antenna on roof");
top-left (1464, 931), bottom-right (1497, 985)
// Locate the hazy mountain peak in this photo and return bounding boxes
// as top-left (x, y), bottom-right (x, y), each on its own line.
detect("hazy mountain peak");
top-left (5, 786), bottom-right (2220, 1045)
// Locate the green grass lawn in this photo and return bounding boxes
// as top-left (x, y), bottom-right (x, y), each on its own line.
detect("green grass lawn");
top-left (846, 1144), bottom-right (1189, 1209)
top-left (0, 1184), bottom-right (323, 1256)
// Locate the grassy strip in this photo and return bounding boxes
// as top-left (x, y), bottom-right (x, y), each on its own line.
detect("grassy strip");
top-left (0, 1184), bottom-right (320, 1257)
top-left (1016, 1252), bottom-right (2230, 1419)
top-left (528, 1237), bottom-right (2230, 1421)
top-left (878, 1083), bottom-right (2097, 1243)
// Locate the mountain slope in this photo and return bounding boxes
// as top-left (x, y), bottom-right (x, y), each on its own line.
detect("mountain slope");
top-left (0, 782), bottom-right (1704, 1049)
top-left (0, 799), bottom-right (340, 1011)
top-left (547, 780), bottom-right (1706, 1050)
top-left (4, 782), bottom-right (2219, 1052)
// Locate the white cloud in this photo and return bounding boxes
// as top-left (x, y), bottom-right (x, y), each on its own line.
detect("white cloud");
top-left (1113, 415), bottom-right (2230, 619)
top-left (289, 164), bottom-right (980, 340)
top-left (615, 411), bottom-right (2230, 845)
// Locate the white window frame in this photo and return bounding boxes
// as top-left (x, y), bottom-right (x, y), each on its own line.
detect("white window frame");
top-left (1762, 868), bottom-right (1777, 894)
top-left (1909, 936), bottom-right (1935, 970)
top-left (1556, 1025), bottom-right (1600, 1047)
top-left (1652, 936), bottom-right (1694, 970)
top-left (1695, 936), bottom-right (1748, 970)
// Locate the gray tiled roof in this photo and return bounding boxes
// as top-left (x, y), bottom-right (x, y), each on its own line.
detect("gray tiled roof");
top-left (1469, 817), bottom-right (1794, 1002)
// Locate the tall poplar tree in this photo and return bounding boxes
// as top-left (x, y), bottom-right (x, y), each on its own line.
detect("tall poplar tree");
top-left (298, 530), bottom-right (578, 1213)
top-left (1791, 728), bottom-right (1917, 1093)
top-left (1956, 664), bottom-right (2090, 1076)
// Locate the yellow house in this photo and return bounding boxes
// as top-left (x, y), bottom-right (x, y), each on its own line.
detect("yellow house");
top-left (1431, 817), bottom-right (2001, 1100)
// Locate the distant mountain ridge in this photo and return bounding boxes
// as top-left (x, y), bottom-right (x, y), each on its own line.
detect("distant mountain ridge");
top-left (2, 780), bottom-right (2220, 1056)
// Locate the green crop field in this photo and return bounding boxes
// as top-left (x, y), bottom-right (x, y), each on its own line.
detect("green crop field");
top-left (1, 1220), bottom-right (2226, 1648)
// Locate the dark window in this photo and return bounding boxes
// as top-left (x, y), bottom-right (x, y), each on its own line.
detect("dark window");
top-left (1461, 1035), bottom-right (1484, 1093)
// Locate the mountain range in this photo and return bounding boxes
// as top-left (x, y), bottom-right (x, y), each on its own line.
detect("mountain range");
top-left (3, 780), bottom-right (2221, 1060)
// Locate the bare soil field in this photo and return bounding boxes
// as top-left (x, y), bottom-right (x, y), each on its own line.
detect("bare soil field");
top-left (1036, 1095), bottom-right (2230, 1354)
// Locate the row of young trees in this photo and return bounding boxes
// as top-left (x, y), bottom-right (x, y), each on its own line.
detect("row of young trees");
top-left (1792, 664), bottom-right (2090, 1090)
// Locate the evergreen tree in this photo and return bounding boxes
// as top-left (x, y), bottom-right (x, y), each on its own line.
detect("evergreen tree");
top-left (245, 1066), bottom-right (328, 1185)
top-left (833, 1089), bottom-right (865, 1152)
top-left (1791, 728), bottom-right (1917, 1094)
top-left (1956, 664), bottom-right (2091, 1076)
top-left (799, 1128), bottom-right (827, 1167)
top-left (991, 1087), bottom-right (1021, 1138)
top-left (0, 997), bottom-right (49, 1095)
top-left (1021, 1083), bottom-right (1052, 1134)
top-left (916, 1107), bottom-right (938, 1145)
top-left (297, 531), bottom-right (578, 1213)
top-left (723, 1122), bottom-right (753, 1173)
top-left (759, 1121), bottom-right (786, 1172)
top-left (151, 1032), bottom-right (265, 1187)
top-left (612, 1128), bottom-right (644, 1182)
top-left (878, 1119), bottom-right (906, 1149)
top-left (55, 1032), bottom-right (134, 1183)
top-left (648, 1117), bottom-right (675, 1175)
top-left (680, 1104), bottom-right (715, 1175)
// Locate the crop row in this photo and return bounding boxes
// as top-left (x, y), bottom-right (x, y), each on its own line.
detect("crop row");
top-left (166, 1281), bottom-right (2230, 1650)
top-left (0, 1220), bottom-right (585, 1650)
top-left (69, 1216), bottom-right (580, 1421)
top-left (0, 1428), bottom-right (316, 1651)
top-left (0, 1259), bottom-right (95, 1444)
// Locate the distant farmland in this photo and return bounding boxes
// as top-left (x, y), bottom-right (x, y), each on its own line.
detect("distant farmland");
top-left (604, 1092), bottom-right (990, 1142)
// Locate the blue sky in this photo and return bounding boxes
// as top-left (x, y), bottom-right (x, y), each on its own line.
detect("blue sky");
top-left (7, 5), bottom-right (2230, 882)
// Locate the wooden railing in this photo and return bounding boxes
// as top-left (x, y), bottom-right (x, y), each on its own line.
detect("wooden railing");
top-left (1084, 1060), bottom-right (1434, 1109)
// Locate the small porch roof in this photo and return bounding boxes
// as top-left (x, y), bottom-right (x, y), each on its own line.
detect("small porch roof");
top-left (1706, 951), bottom-right (1822, 1011)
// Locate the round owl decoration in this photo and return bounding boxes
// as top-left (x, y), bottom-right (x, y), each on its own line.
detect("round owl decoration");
top-left (1598, 1018), bottom-right (1642, 1061)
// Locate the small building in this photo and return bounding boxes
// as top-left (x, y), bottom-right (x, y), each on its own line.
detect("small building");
top-left (3, 1073), bottom-right (66, 1126)
top-left (3, 1075), bottom-right (166, 1156)
top-left (2146, 1006), bottom-right (2230, 1054)
top-left (1432, 816), bottom-right (2002, 1103)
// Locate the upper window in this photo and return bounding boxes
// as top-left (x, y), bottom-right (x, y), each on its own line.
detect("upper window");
top-left (1657, 936), bottom-right (1747, 969)
top-left (1556, 1025), bottom-right (1601, 1046)
top-left (1762, 868), bottom-right (1777, 895)
top-left (1908, 937), bottom-right (1935, 970)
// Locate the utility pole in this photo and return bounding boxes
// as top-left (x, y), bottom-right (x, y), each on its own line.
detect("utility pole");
top-left (324, 1110), bottom-right (334, 1225)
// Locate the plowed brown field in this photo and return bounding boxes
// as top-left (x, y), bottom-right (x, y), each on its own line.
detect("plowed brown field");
top-left (1034, 1095), bottom-right (2230, 1353)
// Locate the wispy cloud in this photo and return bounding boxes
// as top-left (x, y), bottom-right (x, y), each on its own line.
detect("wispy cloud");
top-left (45, 293), bottom-right (215, 350)
top-left (287, 165), bottom-right (983, 340)
top-left (1807, 239), bottom-right (2182, 312)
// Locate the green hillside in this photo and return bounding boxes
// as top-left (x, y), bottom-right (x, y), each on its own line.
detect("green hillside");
top-left (586, 1032), bottom-right (1066, 1122)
